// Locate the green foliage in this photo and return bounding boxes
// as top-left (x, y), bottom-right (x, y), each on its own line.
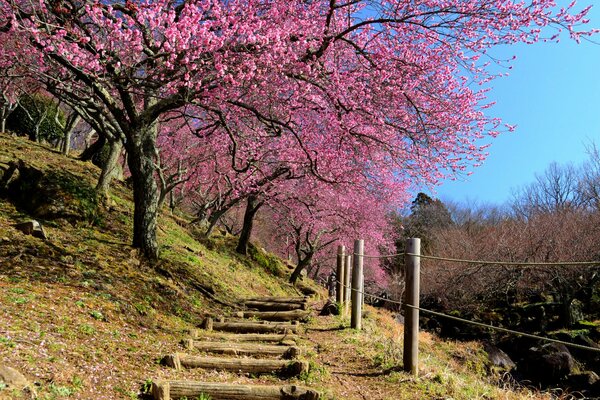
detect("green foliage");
top-left (79, 324), bottom-right (95, 335)
top-left (49, 383), bottom-right (74, 397)
top-left (141, 379), bottom-right (153, 394)
top-left (90, 310), bottom-right (104, 321)
top-left (7, 166), bottom-right (101, 225)
top-left (7, 93), bottom-right (65, 142)
top-left (299, 360), bottom-right (329, 384)
top-left (45, 170), bottom-right (101, 225)
top-left (248, 244), bottom-right (285, 277)
top-left (180, 395), bottom-right (211, 400)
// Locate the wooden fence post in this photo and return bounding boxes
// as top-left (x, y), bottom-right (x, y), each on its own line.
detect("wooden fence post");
top-left (336, 245), bottom-right (345, 304)
top-left (351, 239), bottom-right (364, 330)
top-left (344, 255), bottom-right (352, 317)
top-left (403, 238), bottom-right (421, 376)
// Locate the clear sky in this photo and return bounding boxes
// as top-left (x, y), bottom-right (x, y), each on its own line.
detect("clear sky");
top-left (432, 2), bottom-right (600, 207)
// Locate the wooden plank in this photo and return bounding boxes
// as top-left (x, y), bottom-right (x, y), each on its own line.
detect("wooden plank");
top-left (242, 300), bottom-right (307, 311)
top-left (152, 381), bottom-right (320, 400)
top-left (235, 310), bottom-right (311, 322)
top-left (163, 353), bottom-right (309, 377)
top-left (204, 319), bottom-right (299, 334)
top-left (190, 330), bottom-right (298, 344)
top-left (242, 296), bottom-right (309, 304)
top-left (182, 339), bottom-right (301, 358)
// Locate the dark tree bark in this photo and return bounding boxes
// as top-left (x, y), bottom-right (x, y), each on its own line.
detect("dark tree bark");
top-left (289, 254), bottom-right (312, 284)
top-left (59, 112), bottom-right (80, 156)
top-left (126, 123), bottom-right (160, 260)
top-left (236, 194), bottom-right (263, 255)
top-left (79, 134), bottom-right (106, 162)
top-left (205, 209), bottom-right (228, 237)
top-left (96, 138), bottom-right (123, 196)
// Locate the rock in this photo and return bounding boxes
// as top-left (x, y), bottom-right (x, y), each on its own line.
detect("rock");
top-left (569, 299), bottom-right (585, 325)
top-left (0, 161), bottom-right (20, 191)
top-left (320, 299), bottom-right (339, 316)
top-left (0, 365), bottom-right (35, 398)
top-left (525, 343), bottom-right (575, 382)
top-left (12, 220), bottom-right (48, 240)
top-left (567, 371), bottom-right (600, 387)
top-left (2, 161), bottom-right (98, 223)
top-left (483, 341), bottom-right (516, 371)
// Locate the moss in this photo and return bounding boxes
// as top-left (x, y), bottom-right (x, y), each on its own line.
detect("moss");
top-left (248, 243), bottom-right (287, 277)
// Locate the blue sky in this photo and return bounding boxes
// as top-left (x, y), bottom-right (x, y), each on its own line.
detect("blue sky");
top-left (432, 3), bottom-right (600, 206)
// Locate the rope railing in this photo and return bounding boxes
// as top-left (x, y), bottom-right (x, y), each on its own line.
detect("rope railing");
top-left (350, 252), bottom-right (600, 267)
top-left (329, 238), bottom-right (600, 377)
top-left (334, 279), bottom-right (600, 354)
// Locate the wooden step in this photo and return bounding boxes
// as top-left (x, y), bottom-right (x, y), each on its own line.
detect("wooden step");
top-left (242, 300), bottom-right (308, 311)
top-left (233, 310), bottom-right (311, 322)
top-left (190, 330), bottom-right (298, 344)
top-left (202, 318), bottom-right (300, 334)
top-left (162, 353), bottom-right (309, 377)
top-left (242, 296), bottom-right (309, 304)
top-left (152, 380), bottom-right (320, 400)
top-left (182, 339), bottom-right (302, 359)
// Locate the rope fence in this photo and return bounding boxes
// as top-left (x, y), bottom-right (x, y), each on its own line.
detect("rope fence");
top-left (350, 252), bottom-right (600, 266)
top-left (331, 238), bottom-right (600, 375)
top-left (333, 279), bottom-right (600, 354)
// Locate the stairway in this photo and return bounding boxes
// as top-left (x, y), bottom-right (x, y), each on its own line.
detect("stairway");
top-left (149, 296), bottom-right (321, 400)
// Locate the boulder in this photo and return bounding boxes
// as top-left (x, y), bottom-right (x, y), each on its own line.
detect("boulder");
top-left (567, 371), bottom-right (600, 397)
top-left (13, 220), bottom-right (48, 240)
top-left (320, 299), bottom-right (339, 316)
top-left (0, 365), bottom-right (35, 398)
top-left (483, 341), bottom-right (516, 371)
top-left (0, 161), bottom-right (20, 191)
top-left (567, 371), bottom-right (600, 387)
top-left (524, 343), bottom-right (575, 382)
top-left (1, 161), bottom-right (99, 223)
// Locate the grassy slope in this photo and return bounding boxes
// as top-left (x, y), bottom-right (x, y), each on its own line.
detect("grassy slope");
top-left (0, 133), bottom-right (546, 399)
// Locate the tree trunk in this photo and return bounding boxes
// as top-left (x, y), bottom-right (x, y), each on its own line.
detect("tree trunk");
top-left (127, 123), bottom-right (160, 260)
top-left (236, 194), bottom-right (262, 255)
top-left (289, 256), bottom-right (312, 284)
top-left (205, 208), bottom-right (227, 237)
top-left (60, 113), bottom-right (80, 156)
top-left (311, 264), bottom-right (322, 280)
top-left (0, 105), bottom-right (6, 133)
top-left (560, 296), bottom-right (576, 328)
top-left (79, 134), bottom-right (106, 161)
top-left (61, 133), bottom-right (70, 155)
top-left (96, 138), bottom-right (122, 196)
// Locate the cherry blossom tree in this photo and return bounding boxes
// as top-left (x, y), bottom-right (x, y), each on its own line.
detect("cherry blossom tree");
top-left (267, 174), bottom-right (397, 283)
top-left (1, 0), bottom-right (594, 260)
top-left (0, 33), bottom-right (37, 134)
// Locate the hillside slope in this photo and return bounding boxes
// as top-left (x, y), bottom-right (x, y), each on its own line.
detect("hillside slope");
top-left (0, 134), bottom-right (547, 399)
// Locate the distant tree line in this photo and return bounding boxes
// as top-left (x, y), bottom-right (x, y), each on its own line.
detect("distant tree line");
top-left (387, 146), bottom-right (600, 328)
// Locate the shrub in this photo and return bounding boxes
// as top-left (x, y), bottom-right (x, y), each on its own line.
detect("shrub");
top-left (7, 93), bottom-right (65, 143)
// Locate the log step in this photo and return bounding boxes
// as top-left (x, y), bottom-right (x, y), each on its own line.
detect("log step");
top-left (233, 310), bottom-right (311, 322)
top-left (203, 318), bottom-right (300, 334)
top-left (190, 330), bottom-right (298, 344)
top-left (218, 317), bottom-right (301, 326)
top-left (242, 300), bottom-right (308, 311)
top-left (162, 353), bottom-right (309, 377)
top-left (242, 296), bottom-right (309, 304)
top-left (182, 339), bottom-right (302, 359)
top-left (152, 380), bottom-right (320, 400)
